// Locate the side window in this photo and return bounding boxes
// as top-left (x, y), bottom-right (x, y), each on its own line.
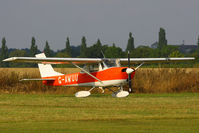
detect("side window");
top-left (81, 65), bottom-right (89, 73)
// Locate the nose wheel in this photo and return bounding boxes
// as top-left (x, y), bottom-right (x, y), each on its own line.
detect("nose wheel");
top-left (109, 86), bottom-right (129, 98)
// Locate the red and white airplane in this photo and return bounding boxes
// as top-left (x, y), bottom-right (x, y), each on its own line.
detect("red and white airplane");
top-left (3, 52), bottom-right (194, 98)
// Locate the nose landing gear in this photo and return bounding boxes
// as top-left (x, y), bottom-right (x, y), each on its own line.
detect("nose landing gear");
top-left (111, 86), bottom-right (129, 98)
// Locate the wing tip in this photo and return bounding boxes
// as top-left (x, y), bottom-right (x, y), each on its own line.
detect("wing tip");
top-left (3, 57), bottom-right (17, 62)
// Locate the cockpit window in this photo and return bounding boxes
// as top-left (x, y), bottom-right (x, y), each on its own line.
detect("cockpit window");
top-left (104, 60), bottom-right (117, 67)
top-left (81, 64), bottom-right (98, 73)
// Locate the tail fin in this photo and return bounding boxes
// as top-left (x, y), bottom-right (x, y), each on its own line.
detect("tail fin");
top-left (36, 53), bottom-right (64, 78)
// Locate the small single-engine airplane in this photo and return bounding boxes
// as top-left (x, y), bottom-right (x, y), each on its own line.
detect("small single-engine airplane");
top-left (3, 52), bottom-right (194, 98)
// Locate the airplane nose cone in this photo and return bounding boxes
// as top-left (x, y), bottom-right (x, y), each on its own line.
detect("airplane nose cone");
top-left (126, 68), bottom-right (134, 74)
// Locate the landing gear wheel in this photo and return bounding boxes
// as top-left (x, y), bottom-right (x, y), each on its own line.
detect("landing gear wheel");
top-left (75, 87), bottom-right (95, 98)
top-left (110, 86), bottom-right (129, 98)
top-left (75, 91), bottom-right (91, 98)
top-left (112, 90), bottom-right (129, 98)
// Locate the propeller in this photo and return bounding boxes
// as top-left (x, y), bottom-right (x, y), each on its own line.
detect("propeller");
top-left (126, 51), bottom-right (134, 93)
top-left (126, 51), bottom-right (145, 93)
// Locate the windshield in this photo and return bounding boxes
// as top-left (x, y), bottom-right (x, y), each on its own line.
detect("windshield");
top-left (104, 60), bottom-right (117, 67)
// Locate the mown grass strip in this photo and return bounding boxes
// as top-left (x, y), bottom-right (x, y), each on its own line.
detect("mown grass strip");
top-left (0, 93), bottom-right (199, 133)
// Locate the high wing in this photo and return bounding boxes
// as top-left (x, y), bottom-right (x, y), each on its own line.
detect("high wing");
top-left (119, 57), bottom-right (195, 64)
top-left (3, 54), bottom-right (195, 64)
top-left (3, 56), bottom-right (102, 64)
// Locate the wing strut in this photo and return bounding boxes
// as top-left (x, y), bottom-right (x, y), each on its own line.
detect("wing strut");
top-left (71, 62), bottom-right (103, 84)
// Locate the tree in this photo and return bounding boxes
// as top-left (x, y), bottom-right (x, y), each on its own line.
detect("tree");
top-left (104, 44), bottom-right (124, 58)
top-left (169, 50), bottom-right (184, 57)
top-left (80, 36), bottom-right (87, 57)
top-left (9, 49), bottom-right (28, 67)
top-left (112, 43), bottom-right (116, 47)
top-left (158, 28), bottom-right (167, 49)
top-left (71, 45), bottom-right (80, 57)
top-left (197, 36), bottom-right (199, 49)
top-left (97, 39), bottom-right (102, 45)
top-left (65, 37), bottom-right (71, 57)
top-left (55, 51), bottom-right (71, 68)
top-left (126, 32), bottom-right (134, 52)
top-left (131, 46), bottom-right (158, 58)
top-left (56, 51), bottom-right (70, 58)
top-left (160, 45), bottom-right (178, 57)
top-left (0, 37), bottom-right (9, 67)
top-left (44, 41), bottom-right (52, 57)
top-left (86, 39), bottom-right (103, 58)
top-left (95, 39), bottom-right (102, 57)
top-left (30, 37), bottom-right (38, 56)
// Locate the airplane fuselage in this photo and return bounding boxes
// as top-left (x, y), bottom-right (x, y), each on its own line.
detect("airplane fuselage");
top-left (42, 67), bottom-right (135, 87)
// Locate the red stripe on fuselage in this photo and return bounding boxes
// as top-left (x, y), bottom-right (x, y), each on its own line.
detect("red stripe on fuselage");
top-left (42, 67), bottom-right (135, 86)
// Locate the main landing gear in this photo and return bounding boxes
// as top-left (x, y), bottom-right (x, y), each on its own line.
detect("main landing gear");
top-left (75, 86), bottom-right (104, 98)
top-left (75, 86), bottom-right (129, 98)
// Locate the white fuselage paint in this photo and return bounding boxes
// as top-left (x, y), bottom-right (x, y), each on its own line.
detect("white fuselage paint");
top-left (64, 79), bottom-right (127, 87)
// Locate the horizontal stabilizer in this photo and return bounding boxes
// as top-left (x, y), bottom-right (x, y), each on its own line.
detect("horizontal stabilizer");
top-left (20, 78), bottom-right (56, 81)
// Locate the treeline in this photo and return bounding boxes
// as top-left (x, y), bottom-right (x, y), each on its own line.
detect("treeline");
top-left (0, 27), bottom-right (199, 67)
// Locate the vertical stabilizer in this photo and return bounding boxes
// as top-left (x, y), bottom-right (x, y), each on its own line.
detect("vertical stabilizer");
top-left (36, 53), bottom-right (64, 78)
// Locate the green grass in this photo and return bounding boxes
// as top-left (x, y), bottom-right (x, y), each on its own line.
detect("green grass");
top-left (0, 93), bottom-right (199, 133)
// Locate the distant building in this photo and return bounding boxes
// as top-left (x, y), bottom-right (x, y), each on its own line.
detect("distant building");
top-left (177, 44), bottom-right (197, 54)
top-left (150, 42), bottom-right (198, 54)
top-left (151, 42), bottom-right (158, 49)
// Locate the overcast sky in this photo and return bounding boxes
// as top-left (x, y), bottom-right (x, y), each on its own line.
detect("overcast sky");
top-left (0, 0), bottom-right (199, 51)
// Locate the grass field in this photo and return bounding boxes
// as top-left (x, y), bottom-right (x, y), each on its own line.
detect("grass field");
top-left (0, 93), bottom-right (199, 133)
